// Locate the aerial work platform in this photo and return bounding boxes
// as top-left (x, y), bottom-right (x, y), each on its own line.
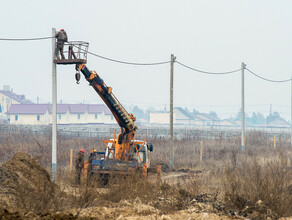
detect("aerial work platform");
top-left (54, 41), bottom-right (89, 65)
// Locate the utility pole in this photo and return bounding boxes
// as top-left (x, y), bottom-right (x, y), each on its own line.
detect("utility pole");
top-left (169, 54), bottom-right (175, 170)
top-left (241, 62), bottom-right (246, 152)
top-left (52, 28), bottom-right (57, 181)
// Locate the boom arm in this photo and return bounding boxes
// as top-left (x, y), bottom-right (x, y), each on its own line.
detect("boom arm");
top-left (75, 64), bottom-right (137, 134)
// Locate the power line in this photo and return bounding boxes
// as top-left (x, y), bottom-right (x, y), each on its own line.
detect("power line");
top-left (0, 36), bottom-right (170, 65)
top-left (0, 36), bottom-right (53, 41)
top-left (1, 36), bottom-right (291, 81)
top-left (73, 45), bottom-right (170, 66)
top-left (246, 68), bottom-right (291, 83)
top-left (176, 60), bottom-right (242, 75)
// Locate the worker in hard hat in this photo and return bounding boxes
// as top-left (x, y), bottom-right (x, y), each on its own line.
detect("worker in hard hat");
top-left (75, 149), bottom-right (84, 185)
top-left (55, 29), bottom-right (68, 59)
top-left (87, 149), bottom-right (97, 180)
top-left (88, 149), bottom-right (98, 163)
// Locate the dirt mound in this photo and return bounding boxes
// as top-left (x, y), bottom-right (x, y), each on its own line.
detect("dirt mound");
top-left (0, 208), bottom-right (23, 220)
top-left (74, 198), bottom-right (244, 220)
top-left (0, 208), bottom-right (87, 220)
top-left (0, 152), bottom-right (58, 213)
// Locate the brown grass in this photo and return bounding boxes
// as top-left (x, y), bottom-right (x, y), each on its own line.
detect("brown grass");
top-left (1, 130), bottom-right (292, 218)
top-left (223, 153), bottom-right (292, 217)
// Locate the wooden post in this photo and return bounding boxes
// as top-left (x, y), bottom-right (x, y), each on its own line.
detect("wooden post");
top-left (70, 149), bottom-right (73, 172)
top-left (142, 164), bottom-right (147, 178)
top-left (157, 165), bottom-right (161, 182)
top-left (200, 141), bottom-right (203, 162)
top-left (274, 136), bottom-right (276, 149)
top-left (84, 161), bottom-right (88, 179)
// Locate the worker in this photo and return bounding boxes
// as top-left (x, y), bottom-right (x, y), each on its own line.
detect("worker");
top-left (87, 149), bottom-right (97, 180)
top-left (88, 149), bottom-right (97, 163)
top-left (55, 29), bottom-right (68, 59)
top-left (75, 149), bottom-right (84, 184)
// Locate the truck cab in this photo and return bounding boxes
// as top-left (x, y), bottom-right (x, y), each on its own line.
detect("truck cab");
top-left (104, 140), bottom-right (153, 168)
top-left (88, 141), bottom-right (153, 184)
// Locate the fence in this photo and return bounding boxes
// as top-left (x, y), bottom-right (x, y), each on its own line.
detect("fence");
top-left (0, 124), bottom-right (290, 140)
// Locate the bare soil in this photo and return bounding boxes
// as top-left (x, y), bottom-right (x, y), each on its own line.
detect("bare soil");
top-left (0, 152), bottom-right (58, 210)
top-left (0, 152), bottom-right (290, 219)
top-left (0, 152), bottom-right (243, 219)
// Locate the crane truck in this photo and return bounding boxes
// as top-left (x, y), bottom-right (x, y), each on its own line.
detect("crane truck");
top-left (53, 41), bottom-right (156, 184)
top-left (75, 64), bottom-right (153, 184)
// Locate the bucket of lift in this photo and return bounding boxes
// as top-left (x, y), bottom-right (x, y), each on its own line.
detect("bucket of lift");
top-left (54, 41), bottom-right (89, 65)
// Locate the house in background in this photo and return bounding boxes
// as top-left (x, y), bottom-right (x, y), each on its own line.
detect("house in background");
top-left (9, 104), bottom-right (50, 125)
top-left (150, 107), bottom-right (196, 125)
top-left (193, 113), bottom-right (220, 126)
top-left (150, 112), bottom-right (170, 124)
top-left (173, 107), bottom-right (194, 125)
top-left (150, 107), bottom-right (220, 126)
top-left (0, 85), bottom-right (33, 120)
top-left (8, 104), bottom-right (116, 125)
top-left (218, 119), bottom-right (235, 127)
top-left (267, 116), bottom-right (290, 128)
top-left (87, 104), bottom-right (106, 124)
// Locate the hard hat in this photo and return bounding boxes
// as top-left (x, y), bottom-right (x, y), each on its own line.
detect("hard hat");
top-left (93, 149), bottom-right (97, 152)
top-left (60, 29), bottom-right (64, 31)
top-left (80, 149), bottom-right (85, 153)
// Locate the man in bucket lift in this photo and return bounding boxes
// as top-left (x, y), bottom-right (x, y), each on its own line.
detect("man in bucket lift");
top-left (55, 29), bottom-right (68, 59)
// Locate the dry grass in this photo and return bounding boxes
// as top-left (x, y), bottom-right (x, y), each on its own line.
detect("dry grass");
top-left (223, 153), bottom-right (292, 217)
top-left (1, 130), bottom-right (292, 218)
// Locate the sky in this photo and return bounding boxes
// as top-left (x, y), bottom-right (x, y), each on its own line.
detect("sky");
top-left (1, 0), bottom-right (292, 120)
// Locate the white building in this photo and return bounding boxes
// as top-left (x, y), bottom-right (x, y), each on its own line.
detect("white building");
top-left (150, 107), bottom-right (220, 126)
top-left (149, 107), bottom-right (192, 125)
top-left (8, 104), bottom-right (116, 125)
top-left (0, 85), bottom-right (33, 120)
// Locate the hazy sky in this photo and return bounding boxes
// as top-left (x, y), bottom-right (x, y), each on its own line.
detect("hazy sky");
top-left (1, 1), bottom-right (292, 119)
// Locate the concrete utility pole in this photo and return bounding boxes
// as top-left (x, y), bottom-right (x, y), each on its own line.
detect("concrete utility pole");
top-left (52, 28), bottom-right (57, 181)
top-left (169, 54), bottom-right (175, 170)
top-left (241, 62), bottom-right (246, 152)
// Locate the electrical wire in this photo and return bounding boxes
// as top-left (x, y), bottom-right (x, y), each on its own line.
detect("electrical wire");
top-left (0, 36), bottom-right (53, 41)
top-left (72, 44), bottom-right (170, 66)
top-left (1, 36), bottom-right (291, 81)
top-left (176, 60), bottom-right (241, 75)
top-left (246, 68), bottom-right (291, 83)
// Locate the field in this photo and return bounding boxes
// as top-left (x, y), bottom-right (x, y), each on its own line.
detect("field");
top-left (0, 130), bottom-right (292, 219)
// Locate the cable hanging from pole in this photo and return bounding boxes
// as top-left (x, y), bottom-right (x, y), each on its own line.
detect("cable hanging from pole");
top-left (246, 68), bottom-right (291, 83)
top-left (176, 60), bottom-right (242, 75)
top-left (0, 36), bottom-right (54, 41)
top-left (73, 45), bottom-right (170, 66)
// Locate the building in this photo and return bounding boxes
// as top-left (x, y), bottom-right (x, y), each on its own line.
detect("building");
top-left (8, 104), bottom-right (116, 125)
top-left (150, 107), bottom-right (195, 125)
top-left (218, 119), bottom-right (235, 127)
top-left (150, 107), bottom-right (220, 127)
top-left (267, 116), bottom-right (290, 128)
top-left (0, 85), bottom-right (33, 120)
top-left (173, 107), bottom-right (194, 125)
top-left (149, 112), bottom-right (170, 124)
